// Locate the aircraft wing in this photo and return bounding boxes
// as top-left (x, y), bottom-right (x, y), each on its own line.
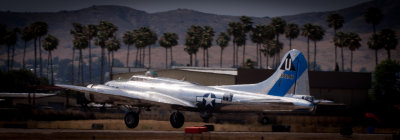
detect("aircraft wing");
top-left (56, 84), bottom-right (197, 110)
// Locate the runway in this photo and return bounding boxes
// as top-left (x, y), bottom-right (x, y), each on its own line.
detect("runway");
top-left (0, 128), bottom-right (393, 140)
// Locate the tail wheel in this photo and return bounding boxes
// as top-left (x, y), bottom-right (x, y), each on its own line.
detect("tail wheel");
top-left (124, 112), bottom-right (139, 128)
top-left (170, 111), bottom-right (184, 128)
top-left (260, 116), bottom-right (270, 125)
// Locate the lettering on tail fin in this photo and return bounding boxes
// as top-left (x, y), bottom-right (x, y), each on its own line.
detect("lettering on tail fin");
top-left (280, 54), bottom-right (296, 71)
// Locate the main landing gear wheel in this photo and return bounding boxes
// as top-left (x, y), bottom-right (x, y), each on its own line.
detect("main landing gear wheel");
top-left (124, 112), bottom-right (139, 128)
top-left (170, 111), bottom-right (184, 128)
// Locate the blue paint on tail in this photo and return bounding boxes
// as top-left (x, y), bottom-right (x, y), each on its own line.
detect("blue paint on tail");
top-left (267, 52), bottom-right (307, 96)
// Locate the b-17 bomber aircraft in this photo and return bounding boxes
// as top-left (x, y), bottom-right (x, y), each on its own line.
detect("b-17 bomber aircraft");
top-left (57, 49), bottom-right (316, 128)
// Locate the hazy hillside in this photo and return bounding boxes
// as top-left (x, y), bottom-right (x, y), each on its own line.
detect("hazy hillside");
top-left (0, 0), bottom-right (399, 73)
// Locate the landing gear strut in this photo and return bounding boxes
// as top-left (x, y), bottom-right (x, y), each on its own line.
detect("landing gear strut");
top-left (170, 111), bottom-right (184, 128)
top-left (124, 112), bottom-right (139, 128)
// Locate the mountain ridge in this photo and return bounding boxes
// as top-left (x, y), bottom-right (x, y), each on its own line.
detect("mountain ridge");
top-left (0, 0), bottom-right (399, 72)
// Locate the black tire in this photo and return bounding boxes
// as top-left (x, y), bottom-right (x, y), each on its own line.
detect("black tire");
top-left (260, 117), bottom-right (270, 125)
top-left (124, 112), bottom-right (139, 128)
top-left (170, 112), bottom-right (185, 128)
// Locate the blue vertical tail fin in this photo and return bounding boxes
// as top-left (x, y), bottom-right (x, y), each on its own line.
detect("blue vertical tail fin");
top-left (258, 49), bottom-right (310, 96)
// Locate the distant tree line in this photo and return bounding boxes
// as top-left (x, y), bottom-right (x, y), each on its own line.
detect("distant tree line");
top-left (0, 6), bottom-right (398, 85)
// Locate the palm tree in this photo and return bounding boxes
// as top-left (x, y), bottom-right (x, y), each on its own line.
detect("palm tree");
top-left (261, 40), bottom-right (280, 69)
top-left (106, 37), bottom-right (120, 80)
top-left (228, 22), bottom-right (246, 67)
top-left (364, 7), bottom-right (383, 35)
top-left (71, 23), bottom-right (84, 84)
top-left (379, 29), bottom-right (398, 60)
top-left (147, 29), bottom-right (157, 68)
top-left (42, 34), bottom-right (58, 85)
top-left (346, 32), bottom-right (361, 72)
top-left (301, 23), bottom-right (313, 67)
top-left (367, 34), bottom-right (381, 64)
top-left (4, 29), bottom-right (18, 71)
top-left (73, 33), bottom-right (89, 84)
top-left (201, 26), bottom-right (214, 67)
top-left (185, 25), bottom-right (202, 66)
top-left (31, 22), bottom-right (48, 77)
top-left (240, 16), bottom-right (253, 65)
top-left (123, 31), bottom-right (135, 68)
top-left (95, 21), bottom-right (118, 84)
top-left (21, 26), bottom-right (33, 69)
top-left (216, 32), bottom-right (230, 67)
top-left (326, 13), bottom-right (344, 70)
top-left (159, 32), bottom-right (179, 69)
top-left (86, 24), bottom-right (97, 83)
top-left (251, 25), bottom-right (275, 68)
top-left (0, 24), bottom-right (7, 69)
top-left (251, 25), bottom-right (264, 68)
top-left (364, 7), bottom-right (383, 65)
top-left (132, 29), bottom-right (146, 67)
top-left (309, 25), bottom-right (325, 71)
top-left (334, 31), bottom-right (348, 71)
top-left (285, 23), bottom-right (299, 50)
top-left (270, 17), bottom-right (286, 66)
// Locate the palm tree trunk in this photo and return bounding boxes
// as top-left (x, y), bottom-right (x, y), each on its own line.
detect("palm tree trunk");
top-left (195, 53), bottom-right (198, 66)
top-left (232, 43), bottom-right (235, 67)
top-left (276, 35), bottom-right (280, 68)
top-left (135, 48), bottom-right (139, 68)
top-left (333, 30), bottom-right (337, 70)
top-left (236, 45), bottom-right (239, 67)
top-left (108, 51), bottom-right (111, 80)
top-left (266, 55), bottom-right (269, 69)
top-left (259, 46), bottom-right (262, 69)
top-left (289, 38), bottom-right (292, 50)
top-left (100, 47), bottom-right (104, 84)
top-left (148, 46), bottom-right (151, 68)
top-left (350, 51), bottom-right (353, 72)
top-left (39, 37), bottom-right (43, 77)
top-left (189, 54), bottom-right (193, 66)
top-left (34, 38), bottom-right (37, 75)
top-left (256, 44), bottom-right (259, 67)
top-left (314, 41), bottom-right (317, 71)
top-left (203, 48), bottom-right (206, 67)
top-left (89, 42), bottom-right (92, 83)
top-left (127, 45), bottom-right (130, 67)
top-left (139, 48), bottom-right (142, 67)
top-left (243, 43), bottom-right (246, 66)
top-left (375, 49), bottom-right (378, 65)
top-left (71, 47), bottom-right (75, 84)
top-left (78, 49), bottom-right (81, 84)
top-left (23, 41), bottom-right (27, 69)
top-left (259, 44), bottom-right (262, 69)
top-left (206, 49), bottom-right (209, 67)
top-left (307, 38), bottom-right (310, 67)
top-left (111, 51), bottom-right (114, 80)
top-left (170, 47), bottom-right (173, 67)
top-left (11, 45), bottom-right (15, 69)
top-left (7, 45), bottom-right (9, 71)
top-left (50, 51), bottom-right (54, 85)
top-left (220, 48), bottom-right (223, 67)
top-left (47, 50), bottom-right (50, 81)
top-left (387, 49), bottom-right (391, 60)
top-left (142, 47), bottom-right (145, 67)
top-left (341, 47), bottom-right (344, 72)
top-left (165, 48), bottom-right (168, 69)
top-left (80, 49), bottom-right (83, 84)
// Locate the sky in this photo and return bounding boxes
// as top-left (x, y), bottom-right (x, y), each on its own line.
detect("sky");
top-left (0, 0), bottom-right (371, 17)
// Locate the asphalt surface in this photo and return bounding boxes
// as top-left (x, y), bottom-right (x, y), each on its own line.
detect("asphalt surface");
top-left (0, 128), bottom-right (393, 140)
